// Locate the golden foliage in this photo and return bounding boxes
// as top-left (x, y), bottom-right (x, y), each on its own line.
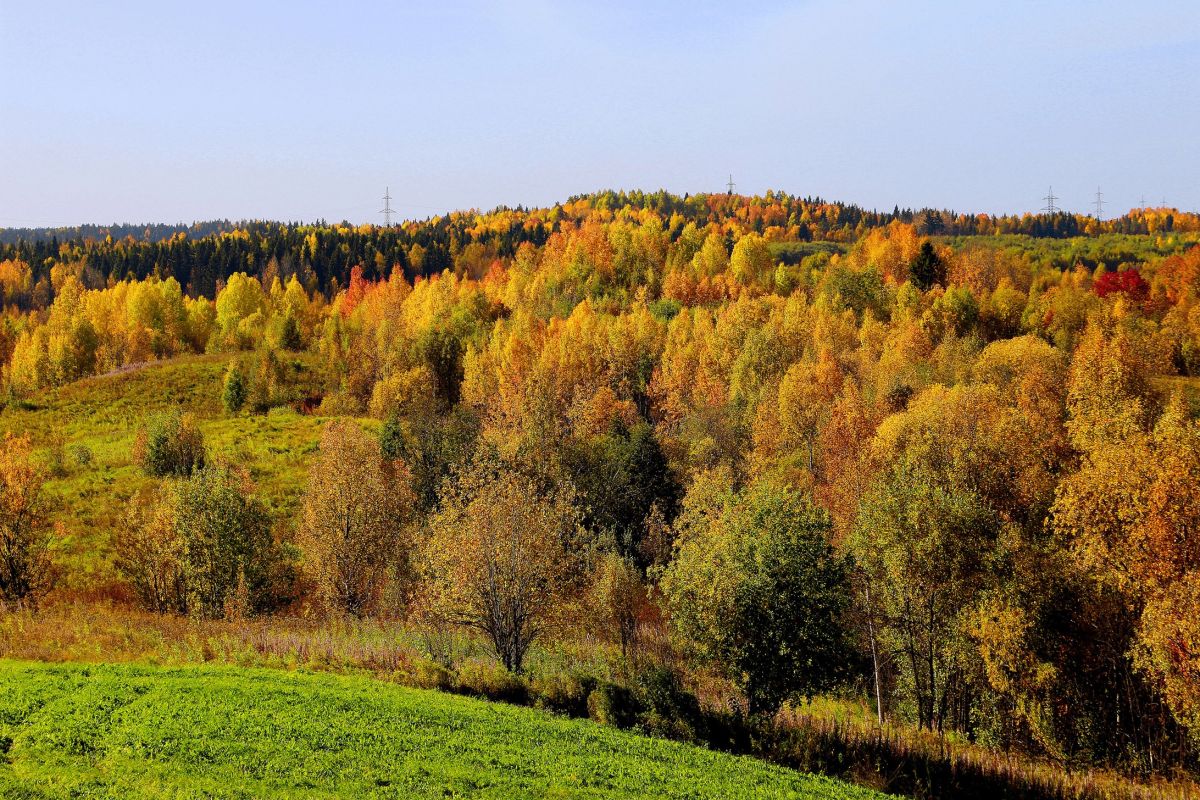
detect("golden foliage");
top-left (299, 421), bottom-right (417, 617)
top-left (420, 460), bottom-right (582, 672)
top-left (0, 433), bottom-right (52, 605)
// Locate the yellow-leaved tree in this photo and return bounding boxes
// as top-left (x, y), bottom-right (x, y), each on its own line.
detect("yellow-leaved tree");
top-left (420, 456), bottom-right (583, 673)
top-left (299, 421), bottom-right (417, 617)
top-left (1053, 317), bottom-right (1200, 743)
top-left (0, 433), bottom-right (52, 606)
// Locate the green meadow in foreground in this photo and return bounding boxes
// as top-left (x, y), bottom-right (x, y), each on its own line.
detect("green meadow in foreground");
top-left (0, 661), bottom-right (889, 800)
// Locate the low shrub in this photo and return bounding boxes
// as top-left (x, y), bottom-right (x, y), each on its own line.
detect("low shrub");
top-left (70, 444), bottom-right (93, 467)
top-left (587, 682), bottom-right (641, 730)
top-left (531, 671), bottom-right (598, 717)
top-left (316, 392), bottom-right (360, 417)
top-left (132, 410), bottom-right (206, 477)
top-left (634, 665), bottom-right (705, 740)
top-left (455, 659), bottom-right (529, 705)
top-left (46, 434), bottom-right (68, 477)
top-left (410, 659), bottom-right (454, 692)
top-left (222, 363), bottom-right (247, 414)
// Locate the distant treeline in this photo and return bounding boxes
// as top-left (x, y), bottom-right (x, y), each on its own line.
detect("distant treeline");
top-left (0, 220), bottom-right (249, 246)
top-left (0, 190), bottom-right (1194, 305)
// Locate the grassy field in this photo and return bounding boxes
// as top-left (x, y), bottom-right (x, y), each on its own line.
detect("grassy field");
top-left (0, 660), bottom-right (887, 800)
top-left (0, 354), bottom-right (344, 595)
top-left (2, 606), bottom-right (1195, 800)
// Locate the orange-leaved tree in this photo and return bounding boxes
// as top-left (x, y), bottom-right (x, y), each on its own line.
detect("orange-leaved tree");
top-left (0, 433), bottom-right (52, 606)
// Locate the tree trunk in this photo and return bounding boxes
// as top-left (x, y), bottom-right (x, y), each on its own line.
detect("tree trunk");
top-left (865, 582), bottom-right (884, 726)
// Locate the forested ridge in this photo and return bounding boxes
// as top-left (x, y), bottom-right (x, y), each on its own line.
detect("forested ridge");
top-left (4, 190), bottom-right (1200, 795)
top-left (2, 190), bottom-right (1196, 303)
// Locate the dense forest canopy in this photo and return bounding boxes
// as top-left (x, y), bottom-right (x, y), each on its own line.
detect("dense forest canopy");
top-left (1, 190), bottom-right (1196, 305)
top-left (5, 190), bottom-right (1200, 782)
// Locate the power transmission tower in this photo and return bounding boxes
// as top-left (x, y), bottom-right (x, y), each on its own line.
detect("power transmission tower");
top-left (1041, 186), bottom-right (1059, 214)
top-left (726, 174), bottom-right (736, 195)
top-left (380, 187), bottom-right (396, 227)
top-left (1140, 194), bottom-right (1147, 209)
top-left (1093, 186), bottom-right (1105, 220)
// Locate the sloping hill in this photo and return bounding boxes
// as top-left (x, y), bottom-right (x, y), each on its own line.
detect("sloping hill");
top-left (0, 660), bottom-right (890, 800)
top-left (0, 354), bottom-right (337, 595)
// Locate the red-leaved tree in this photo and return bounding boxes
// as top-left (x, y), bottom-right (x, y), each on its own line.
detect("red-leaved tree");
top-left (1094, 268), bottom-right (1149, 302)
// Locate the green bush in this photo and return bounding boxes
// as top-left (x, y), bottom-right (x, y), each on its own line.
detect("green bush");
top-left (659, 483), bottom-right (852, 718)
top-left (587, 682), bottom-right (641, 729)
top-left (69, 443), bottom-right (93, 467)
top-left (171, 463), bottom-right (280, 617)
top-left (410, 659), bottom-right (455, 692)
top-left (45, 434), bottom-right (68, 477)
top-left (132, 410), bottom-right (206, 477)
top-left (634, 666), bottom-right (705, 741)
top-left (531, 671), bottom-right (598, 717)
top-left (248, 347), bottom-right (288, 413)
top-left (275, 312), bottom-right (303, 351)
top-left (455, 659), bottom-right (528, 705)
top-left (222, 363), bottom-right (246, 414)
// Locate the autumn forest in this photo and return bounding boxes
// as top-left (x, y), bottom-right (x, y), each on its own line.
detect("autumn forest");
top-left (3, 191), bottom-right (1200, 798)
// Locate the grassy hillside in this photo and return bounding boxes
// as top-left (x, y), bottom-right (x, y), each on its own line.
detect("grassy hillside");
top-left (0, 660), bottom-right (887, 800)
top-left (0, 354), bottom-right (341, 594)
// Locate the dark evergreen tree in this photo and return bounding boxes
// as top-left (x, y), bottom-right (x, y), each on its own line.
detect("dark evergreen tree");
top-left (222, 364), bottom-right (247, 415)
top-left (565, 421), bottom-right (680, 567)
top-left (910, 241), bottom-right (945, 291)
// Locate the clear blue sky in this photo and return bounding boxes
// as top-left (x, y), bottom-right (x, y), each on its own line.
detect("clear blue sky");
top-left (2, 0), bottom-right (1198, 226)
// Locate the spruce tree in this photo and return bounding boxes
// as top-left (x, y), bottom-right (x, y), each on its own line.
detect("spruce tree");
top-left (910, 241), bottom-right (944, 291)
top-left (222, 363), bottom-right (246, 414)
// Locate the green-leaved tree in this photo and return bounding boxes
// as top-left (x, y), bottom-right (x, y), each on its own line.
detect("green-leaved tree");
top-left (661, 476), bottom-right (852, 717)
